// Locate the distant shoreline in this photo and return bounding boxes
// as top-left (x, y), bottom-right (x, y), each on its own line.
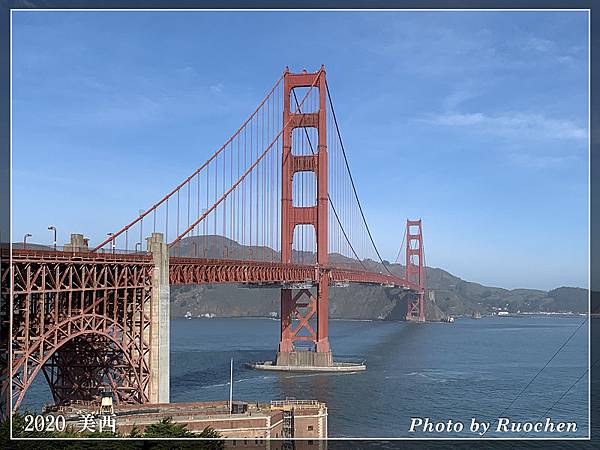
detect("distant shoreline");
top-left (171, 313), bottom-right (587, 320)
top-left (172, 315), bottom-right (377, 321)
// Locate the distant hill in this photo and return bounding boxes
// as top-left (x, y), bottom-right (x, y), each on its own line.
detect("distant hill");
top-left (12, 243), bottom-right (53, 250)
top-left (169, 236), bottom-right (588, 320)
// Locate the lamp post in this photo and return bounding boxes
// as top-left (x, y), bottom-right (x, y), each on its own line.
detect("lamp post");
top-left (107, 233), bottom-right (115, 254)
top-left (135, 242), bottom-right (141, 253)
top-left (48, 225), bottom-right (57, 251)
top-left (23, 233), bottom-right (32, 250)
top-left (229, 357), bottom-right (234, 415)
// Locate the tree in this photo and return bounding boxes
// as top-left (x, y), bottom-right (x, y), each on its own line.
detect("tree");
top-left (128, 424), bottom-right (143, 438)
top-left (143, 417), bottom-right (195, 438)
top-left (195, 427), bottom-right (223, 450)
top-left (197, 426), bottom-right (220, 438)
top-left (142, 419), bottom-right (223, 449)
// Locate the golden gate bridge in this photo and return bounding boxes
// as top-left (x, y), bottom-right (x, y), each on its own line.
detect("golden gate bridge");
top-left (1, 66), bottom-right (426, 413)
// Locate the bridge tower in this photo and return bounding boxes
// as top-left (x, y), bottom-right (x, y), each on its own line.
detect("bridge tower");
top-left (277, 66), bottom-right (332, 367)
top-left (146, 233), bottom-right (170, 403)
top-left (405, 219), bottom-right (426, 322)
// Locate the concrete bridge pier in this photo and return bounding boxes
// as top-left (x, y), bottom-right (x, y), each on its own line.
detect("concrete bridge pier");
top-left (146, 232), bottom-right (170, 403)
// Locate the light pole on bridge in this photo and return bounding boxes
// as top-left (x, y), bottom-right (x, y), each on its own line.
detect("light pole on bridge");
top-left (23, 233), bottom-right (32, 250)
top-left (48, 225), bottom-right (57, 251)
top-left (107, 233), bottom-right (115, 254)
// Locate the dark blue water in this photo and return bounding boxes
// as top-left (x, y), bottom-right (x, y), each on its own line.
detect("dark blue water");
top-left (22, 315), bottom-right (589, 438)
top-left (169, 316), bottom-right (589, 438)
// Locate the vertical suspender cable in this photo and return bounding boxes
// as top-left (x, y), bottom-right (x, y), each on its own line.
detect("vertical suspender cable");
top-left (325, 81), bottom-right (393, 276)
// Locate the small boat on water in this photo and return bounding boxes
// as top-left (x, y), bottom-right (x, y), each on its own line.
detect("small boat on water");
top-left (441, 315), bottom-right (454, 323)
top-left (199, 313), bottom-right (216, 318)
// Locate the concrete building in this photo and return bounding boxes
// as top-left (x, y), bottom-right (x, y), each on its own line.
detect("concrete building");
top-left (59, 399), bottom-right (327, 447)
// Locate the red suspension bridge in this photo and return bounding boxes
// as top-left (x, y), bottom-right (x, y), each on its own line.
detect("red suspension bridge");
top-left (2, 66), bottom-right (426, 412)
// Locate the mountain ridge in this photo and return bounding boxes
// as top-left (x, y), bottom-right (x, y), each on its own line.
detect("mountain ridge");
top-left (168, 236), bottom-right (588, 320)
top-left (12, 238), bottom-right (587, 320)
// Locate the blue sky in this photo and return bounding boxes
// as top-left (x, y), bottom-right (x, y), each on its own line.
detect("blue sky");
top-left (12, 11), bottom-right (588, 290)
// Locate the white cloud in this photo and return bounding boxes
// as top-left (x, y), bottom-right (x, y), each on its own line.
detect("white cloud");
top-left (423, 112), bottom-right (587, 141)
top-left (210, 82), bottom-right (224, 94)
top-left (525, 36), bottom-right (556, 53)
top-left (442, 88), bottom-right (477, 111)
top-left (509, 153), bottom-right (579, 169)
top-left (431, 112), bottom-right (485, 126)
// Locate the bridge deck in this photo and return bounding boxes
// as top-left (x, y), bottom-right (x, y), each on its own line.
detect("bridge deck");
top-left (6, 249), bottom-right (420, 291)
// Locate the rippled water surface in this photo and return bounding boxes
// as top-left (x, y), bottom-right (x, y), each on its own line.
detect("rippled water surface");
top-left (22, 315), bottom-right (589, 438)
top-left (169, 315), bottom-right (589, 438)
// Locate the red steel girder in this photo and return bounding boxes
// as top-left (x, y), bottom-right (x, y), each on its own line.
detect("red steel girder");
top-left (6, 249), bottom-right (154, 410)
top-left (169, 256), bottom-right (419, 289)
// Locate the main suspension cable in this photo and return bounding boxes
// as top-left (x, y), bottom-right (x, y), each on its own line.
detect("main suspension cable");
top-left (325, 81), bottom-right (393, 276)
top-left (291, 90), bottom-right (366, 270)
top-left (170, 70), bottom-right (323, 247)
top-left (394, 226), bottom-right (407, 265)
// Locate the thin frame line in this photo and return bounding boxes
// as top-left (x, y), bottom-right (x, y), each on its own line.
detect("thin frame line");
top-left (8, 6), bottom-right (592, 441)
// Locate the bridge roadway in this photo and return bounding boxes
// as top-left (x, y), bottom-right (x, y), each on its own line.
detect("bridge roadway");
top-left (8, 248), bottom-right (421, 292)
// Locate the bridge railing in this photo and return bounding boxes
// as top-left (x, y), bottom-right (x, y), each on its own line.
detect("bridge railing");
top-left (8, 246), bottom-right (153, 262)
top-left (11, 243), bottom-right (147, 254)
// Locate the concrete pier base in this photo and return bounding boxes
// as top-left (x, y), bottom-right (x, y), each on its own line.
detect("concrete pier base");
top-left (248, 360), bottom-right (366, 373)
top-left (276, 350), bottom-right (333, 368)
top-left (249, 350), bottom-right (366, 372)
top-left (406, 316), bottom-right (426, 323)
